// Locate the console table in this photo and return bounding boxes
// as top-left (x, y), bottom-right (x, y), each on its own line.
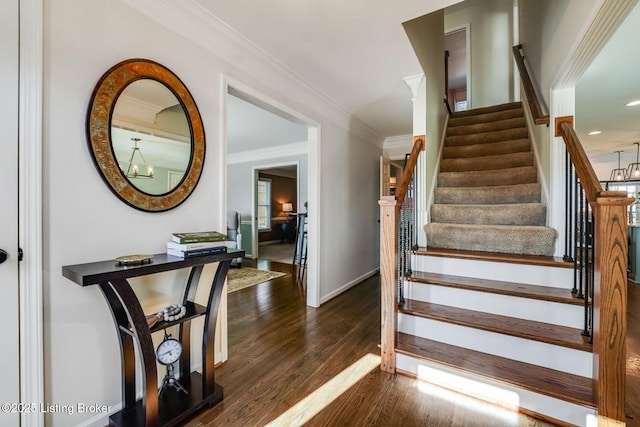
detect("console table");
top-left (62, 249), bottom-right (244, 427)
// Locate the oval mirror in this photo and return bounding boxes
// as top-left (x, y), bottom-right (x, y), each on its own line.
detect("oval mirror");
top-left (86, 59), bottom-right (205, 212)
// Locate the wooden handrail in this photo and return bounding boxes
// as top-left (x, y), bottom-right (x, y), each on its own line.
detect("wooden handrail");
top-left (512, 44), bottom-right (550, 125)
top-left (444, 50), bottom-right (453, 115)
top-left (395, 136), bottom-right (424, 206)
top-left (556, 116), bottom-right (631, 423)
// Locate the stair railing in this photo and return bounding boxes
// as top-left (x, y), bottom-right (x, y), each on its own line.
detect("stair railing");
top-left (444, 51), bottom-right (453, 115)
top-left (515, 42), bottom-right (631, 421)
top-left (379, 135), bottom-right (424, 373)
top-left (512, 45), bottom-right (550, 125)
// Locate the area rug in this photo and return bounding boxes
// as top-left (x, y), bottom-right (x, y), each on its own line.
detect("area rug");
top-left (227, 267), bottom-right (287, 293)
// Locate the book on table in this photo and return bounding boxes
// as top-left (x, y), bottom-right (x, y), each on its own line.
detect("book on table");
top-left (167, 240), bottom-right (227, 252)
top-left (171, 231), bottom-right (227, 244)
top-left (166, 246), bottom-right (228, 259)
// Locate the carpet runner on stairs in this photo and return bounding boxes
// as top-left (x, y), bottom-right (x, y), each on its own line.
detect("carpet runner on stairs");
top-left (426, 102), bottom-right (557, 256)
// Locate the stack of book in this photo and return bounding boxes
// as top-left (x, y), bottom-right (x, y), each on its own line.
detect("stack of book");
top-left (167, 231), bottom-right (228, 259)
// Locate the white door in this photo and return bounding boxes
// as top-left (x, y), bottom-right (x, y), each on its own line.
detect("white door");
top-left (0, 0), bottom-right (21, 424)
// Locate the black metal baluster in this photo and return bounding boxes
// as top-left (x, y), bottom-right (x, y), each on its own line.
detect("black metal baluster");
top-left (588, 209), bottom-right (595, 343)
top-left (577, 184), bottom-right (585, 299)
top-left (572, 172), bottom-right (579, 295)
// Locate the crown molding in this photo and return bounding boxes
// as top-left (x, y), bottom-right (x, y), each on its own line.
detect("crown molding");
top-left (120, 0), bottom-right (382, 144)
top-left (383, 134), bottom-right (414, 150)
top-left (403, 74), bottom-right (425, 102)
top-left (554, 0), bottom-right (637, 87)
top-left (227, 141), bottom-right (308, 165)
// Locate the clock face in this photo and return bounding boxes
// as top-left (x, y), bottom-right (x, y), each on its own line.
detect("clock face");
top-left (156, 338), bottom-right (182, 365)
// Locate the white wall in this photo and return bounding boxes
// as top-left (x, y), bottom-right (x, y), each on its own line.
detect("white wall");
top-left (518, 0), bottom-right (599, 106)
top-left (44, 0), bottom-right (381, 425)
top-left (445, 0), bottom-right (515, 108)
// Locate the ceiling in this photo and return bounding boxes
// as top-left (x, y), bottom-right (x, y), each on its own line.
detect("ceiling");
top-left (575, 2), bottom-right (640, 174)
top-left (197, 0), bottom-right (462, 139)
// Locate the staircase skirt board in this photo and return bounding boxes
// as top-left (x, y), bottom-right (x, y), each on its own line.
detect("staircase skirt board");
top-left (411, 254), bottom-right (573, 288)
top-left (395, 353), bottom-right (595, 427)
top-left (440, 151), bottom-right (533, 172)
top-left (403, 281), bottom-right (584, 329)
top-left (430, 203), bottom-right (546, 226)
top-left (425, 223), bottom-right (557, 256)
top-left (442, 138), bottom-right (531, 159)
top-left (434, 183), bottom-right (542, 205)
top-left (397, 313), bottom-right (593, 378)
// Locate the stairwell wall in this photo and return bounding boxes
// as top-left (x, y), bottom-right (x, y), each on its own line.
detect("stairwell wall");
top-left (444, 0), bottom-right (516, 109)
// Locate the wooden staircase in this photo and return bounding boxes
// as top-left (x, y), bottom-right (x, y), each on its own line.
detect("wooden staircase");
top-left (393, 247), bottom-right (596, 425)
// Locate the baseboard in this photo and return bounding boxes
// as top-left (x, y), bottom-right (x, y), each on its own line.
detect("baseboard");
top-left (319, 269), bottom-right (379, 305)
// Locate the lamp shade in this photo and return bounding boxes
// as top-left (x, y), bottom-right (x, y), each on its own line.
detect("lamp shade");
top-left (282, 202), bottom-right (293, 213)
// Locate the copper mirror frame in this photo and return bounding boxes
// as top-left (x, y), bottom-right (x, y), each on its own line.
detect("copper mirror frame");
top-left (86, 58), bottom-right (205, 212)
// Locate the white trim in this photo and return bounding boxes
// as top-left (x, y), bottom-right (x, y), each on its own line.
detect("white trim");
top-left (222, 75), bottom-right (321, 308)
top-left (403, 74), bottom-right (424, 102)
top-left (19, 0), bottom-right (44, 425)
top-left (319, 269), bottom-right (378, 305)
top-left (120, 0), bottom-right (380, 144)
top-left (553, 0), bottom-right (637, 87)
top-left (382, 134), bottom-right (413, 151)
top-left (227, 141), bottom-right (308, 164)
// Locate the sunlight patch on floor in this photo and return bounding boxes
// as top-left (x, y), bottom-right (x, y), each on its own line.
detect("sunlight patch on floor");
top-left (416, 364), bottom-right (520, 424)
top-left (265, 353), bottom-right (380, 426)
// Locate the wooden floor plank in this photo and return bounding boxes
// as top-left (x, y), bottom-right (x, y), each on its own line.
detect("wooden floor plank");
top-left (397, 332), bottom-right (595, 407)
top-left (409, 271), bottom-right (582, 305)
top-left (400, 299), bottom-right (592, 352)
top-left (415, 247), bottom-right (572, 268)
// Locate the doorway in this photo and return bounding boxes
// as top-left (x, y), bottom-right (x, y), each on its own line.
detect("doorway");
top-left (253, 164), bottom-right (299, 264)
top-left (445, 26), bottom-right (470, 112)
top-left (223, 77), bottom-right (320, 307)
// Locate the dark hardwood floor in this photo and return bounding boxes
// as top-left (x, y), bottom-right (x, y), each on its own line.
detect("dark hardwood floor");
top-left (184, 259), bottom-right (640, 427)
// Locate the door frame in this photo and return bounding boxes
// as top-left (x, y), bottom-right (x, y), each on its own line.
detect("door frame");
top-left (18, 0), bottom-right (45, 424)
top-left (444, 23), bottom-right (471, 110)
top-left (251, 162), bottom-right (300, 259)
top-left (221, 74), bottom-right (321, 308)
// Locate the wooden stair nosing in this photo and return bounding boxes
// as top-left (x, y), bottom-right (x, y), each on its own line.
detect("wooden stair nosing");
top-left (414, 246), bottom-right (573, 269)
top-left (399, 299), bottom-right (592, 352)
top-left (396, 332), bottom-right (595, 408)
top-left (407, 271), bottom-right (583, 306)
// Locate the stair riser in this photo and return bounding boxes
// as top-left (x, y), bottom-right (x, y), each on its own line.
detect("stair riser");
top-left (448, 108), bottom-right (524, 127)
top-left (430, 204), bottom-right (546, 226)
top-left (443, 139), bottom-right (530, 159)
top-left (447, 117), bottom-right (526, 137)
top-left (404, 281), bottom-right (584, 329)
top-left (450, 102), bottom-right (522, 118)
top-left (434, 184), bottom-right (541, 205)
top-left (397, 313), bottom-right (593, 378)
top-left (438, 167), bottom-right (537, 187)
top-left (396, 354), bottom-right (595, 427)
top-left (411, 254), bottom-right (573, 288)
top-left (440, 152), bottom-right (533, 173)
top-left (445, 128), bottom-right (529, 147)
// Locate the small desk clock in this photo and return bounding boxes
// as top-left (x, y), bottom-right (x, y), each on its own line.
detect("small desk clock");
top-left (156, 330), bottom-right (188, 398)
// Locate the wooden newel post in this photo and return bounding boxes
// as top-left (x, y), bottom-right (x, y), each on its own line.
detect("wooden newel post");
top-left (379, 196), bottom-right (398, 373)
top-left (591, 193), bottom-right (633, 423)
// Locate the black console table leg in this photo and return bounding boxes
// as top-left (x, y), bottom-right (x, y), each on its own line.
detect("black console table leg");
top-left (100, 282), bottom-right (136, 409)
top-left (111, 279), bottom-right (160, 427)
top-left (202, 261), bottom-right (230, 397)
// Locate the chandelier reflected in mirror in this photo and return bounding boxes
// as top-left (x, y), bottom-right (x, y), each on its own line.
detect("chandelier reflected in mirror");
top-left (124, 138), bottom-right (154, 179)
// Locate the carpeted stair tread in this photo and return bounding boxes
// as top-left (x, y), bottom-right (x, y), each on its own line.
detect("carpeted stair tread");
top-left (443, 139), bottom-right (530, 159)
top-left (450, 102), bottom-right (523, 118)
top-left (431, 203), bottom-right (546, 226)
top-left (448, 108), bottom-right (524, 127)
top-left (447, 117), bottom-right (526, 137)
top-left (440, 152), bottom-right (533, 173)
top-left (425, 223), bottom-right (557, 256)
top-left (445, 127), bottom-right (529, 147)
top-left (396, 333), bottom-right (595, 407)
top-left (434, 183), bottom-right (542, 205)
top-left (438, 166), bottom-right (537, 188)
